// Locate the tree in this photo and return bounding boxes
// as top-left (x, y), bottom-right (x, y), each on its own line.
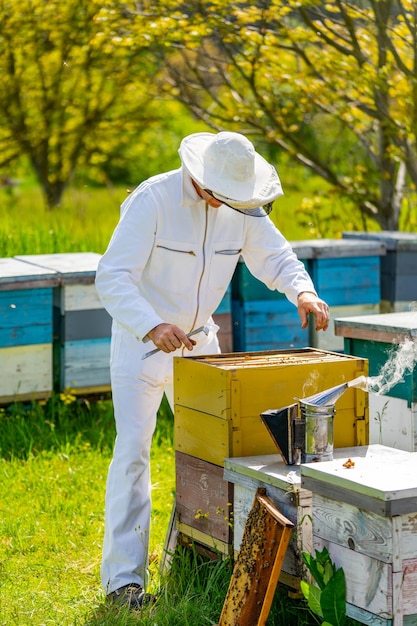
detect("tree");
top-left (147, 0), bottom-right (417, 231)
top-left (0, 0), bottom-right (161, 209)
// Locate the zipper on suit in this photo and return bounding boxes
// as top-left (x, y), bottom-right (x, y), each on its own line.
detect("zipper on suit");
top-left (189, 203), bottom-right (208, 332)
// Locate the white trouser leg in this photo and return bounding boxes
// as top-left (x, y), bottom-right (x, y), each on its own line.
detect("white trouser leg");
top-left (101, 322), bottom-right (169, 594)
top-left (101, 321), bottom-right (220, 594)
top-left (101, 375), bottom-right (163, 594)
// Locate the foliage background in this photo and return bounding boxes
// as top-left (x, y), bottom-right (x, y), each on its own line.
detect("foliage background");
top-left (1, 0), bottom-right (416, 230)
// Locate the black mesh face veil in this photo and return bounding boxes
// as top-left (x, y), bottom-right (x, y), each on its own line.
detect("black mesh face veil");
top-left (204, 189), bottom-right (272, 217)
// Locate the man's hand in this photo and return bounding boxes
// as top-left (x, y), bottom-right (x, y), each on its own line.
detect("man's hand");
top-left (297, 292), bottom-right (330, 331)
top-left (146, 323), bottom-right (197, 353)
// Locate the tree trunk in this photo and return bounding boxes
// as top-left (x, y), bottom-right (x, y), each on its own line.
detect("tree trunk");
top-left (42, 180), bottom-right (66, 211)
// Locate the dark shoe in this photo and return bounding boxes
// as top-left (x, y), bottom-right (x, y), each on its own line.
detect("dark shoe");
top-left (108, 583), bottom-right (156, 609)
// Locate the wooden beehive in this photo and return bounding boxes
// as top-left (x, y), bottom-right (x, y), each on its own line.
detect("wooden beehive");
top-left (231, 244), bottom-right (312, 352)
top-left (0, 258), bottom-right (59, 404)
top-left (15, 253), bottom-right (112, 395)
top-left (176, 450), bottom-right (234, 549)
top-left (304, 238), bottom-right (385, 352)
top-left (335, 311), bottom-right (417, 452)
top-left (343, 231), bottom-right (417, 312)
top-left (224, 454), bottom-right (313, 593)
top-left (174, 348), bottom-right (369, 466)
top-left (301, 444), bottom-right (417, 625)
top-left (173, 348), bottom-right (369, 558)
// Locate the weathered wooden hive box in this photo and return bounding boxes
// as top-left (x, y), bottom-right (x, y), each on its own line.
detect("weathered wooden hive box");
top-left (335, 311), bottom-right (417, 452)
top-left (343, 231), bottom-right (417, 313)
top-left (223, 454), bottom-right (313, 592)
top-left (0, 258), bottom-right (59, 404)
top-left (301, 444), bottom-right (417, 626)
top-left (304, 238), bottom-right (385, 352)
top-left (230, 243), bottom-right (312, 352)
top-left (174, 348), bottom-right (369, 556)
top-left (175, 449), bottom-right (234, 554)
top-left (15, 252), bottom-right (111, 395)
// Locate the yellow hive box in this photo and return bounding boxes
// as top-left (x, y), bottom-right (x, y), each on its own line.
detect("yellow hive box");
top-left (174, 348), bottom-right (368, 466)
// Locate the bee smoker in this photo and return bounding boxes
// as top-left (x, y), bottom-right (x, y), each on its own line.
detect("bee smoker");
top-left (260, 376), bottom-right (367, 465)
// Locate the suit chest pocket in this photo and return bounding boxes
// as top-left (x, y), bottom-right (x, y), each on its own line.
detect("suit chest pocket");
top-left (148, 239), bottom-right (199, 295)
top-left (208, 244), bottom-right (242, 292)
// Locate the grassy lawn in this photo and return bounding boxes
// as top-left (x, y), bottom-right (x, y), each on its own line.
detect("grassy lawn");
top-left (1, 448), bottom-right (110, 623)
top-left (0, 398), bottom-right (320, 626)
top-left (0, 398), bottom-right (177, 625)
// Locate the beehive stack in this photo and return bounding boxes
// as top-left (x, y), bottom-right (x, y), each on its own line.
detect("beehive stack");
top-left (305, 238), bottom-right (385, 352)
top-left (231, 243), bottom-right (312, 353)
top-left (343, 231), bottom-right (417, 313)
top-left (15, 252), bottom-right (112, 395)
top-left (173, 348), bottom-right (369, 556)
top-left (301, 444), bottom-right (417, 624)
top-left (0, 258), bottom-right (58, 404)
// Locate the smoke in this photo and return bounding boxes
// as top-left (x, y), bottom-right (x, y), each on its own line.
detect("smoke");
top-left (302, 369), bottom-right (322, 398)
top-left (368, 338), bottom-right (417, 395)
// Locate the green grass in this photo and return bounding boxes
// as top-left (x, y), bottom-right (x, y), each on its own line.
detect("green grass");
top-left (0, 183), bottom-right (123, 257)
top-left (0, 397), bottom-right (362, 625)
top-left (0, 397), bottom-right (175, 625)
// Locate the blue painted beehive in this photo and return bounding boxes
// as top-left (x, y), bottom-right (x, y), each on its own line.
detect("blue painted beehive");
top-left (15, 253), bottom-right (111, 395)
top-left (343, 231), bottom-right (417, 313)
top-left (0, 257), bottom-right (59, 404)
top-left (304, 238), bottom-right (386, 352)
top-left (231, 242), bottom-right (312, 352)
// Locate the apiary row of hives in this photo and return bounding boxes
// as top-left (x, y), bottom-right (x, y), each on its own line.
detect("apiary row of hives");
top-left (2, 231), bottom-right (417, 403)
top-left (0, 253), bottom-right (112, 403)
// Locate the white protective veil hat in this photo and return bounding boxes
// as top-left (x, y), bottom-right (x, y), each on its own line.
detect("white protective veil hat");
top-left (179, 131), bottom-right (283, 217)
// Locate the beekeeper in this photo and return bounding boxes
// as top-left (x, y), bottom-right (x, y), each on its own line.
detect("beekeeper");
top-left (95, 131), bottom-right (330, 609)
